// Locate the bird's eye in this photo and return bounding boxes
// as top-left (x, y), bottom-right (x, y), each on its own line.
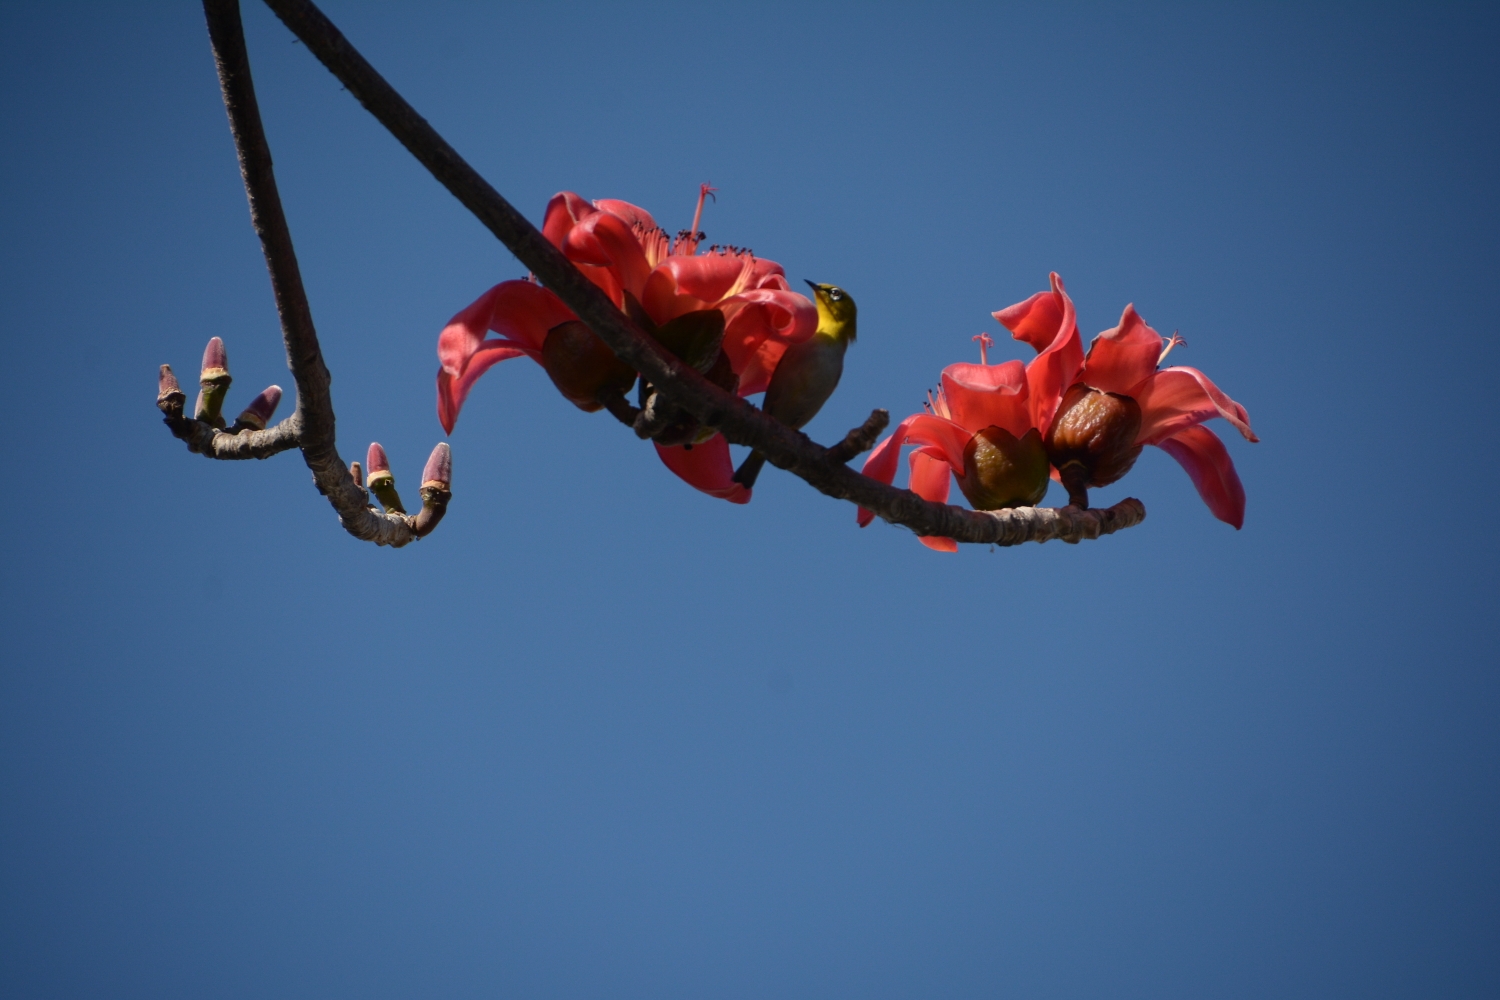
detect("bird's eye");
top-left (829, 288), bottom-right (844, 301)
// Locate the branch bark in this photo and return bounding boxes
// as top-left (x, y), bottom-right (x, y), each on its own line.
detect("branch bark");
top-left (178, 0), bottom-right (443, 547)
top-left (257, 0), bottom-right (1145, 548)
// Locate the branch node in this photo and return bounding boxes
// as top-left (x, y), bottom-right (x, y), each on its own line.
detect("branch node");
top-left (826, 409), bottom-right (890, 464)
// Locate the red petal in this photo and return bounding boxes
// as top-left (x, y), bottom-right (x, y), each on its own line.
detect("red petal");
top-left (592, 198), bottom-right (657, 231)
top-left (996, 273), bottom-right (1084, 433)
top-left (564, 211), bottom-right (652, 300)
top-left (1155, 425), bottom-right (1246, 528)
top-left (1134, 367), bottom-right (1257, 445)
top-left (737, 338), bottom-right (789, 398)
top-left (655, 253), bottom-right (750, 304)
top-left (541, 191), bottom-right (595, 250)
top-left (641, 267), bottom-right (704, 326)
top-left (910, 446), bottom-right (959, 552)
top-left (856, 413), bottom-right (969, 526)
top-left (721, 289), bottom-right (818, 379)
top-left (743, 256), bottom-right (789, 288)
top-left (654, 435), bottom-right (752, 503)
top-left (940, 360), bottom-right (1032, 437)
top-left (1082, 304), bottom-right (1163, 395)
top-left (438, 281), bottom-right (571, 376)
top-left (436, 341), bottom-right (530, 433)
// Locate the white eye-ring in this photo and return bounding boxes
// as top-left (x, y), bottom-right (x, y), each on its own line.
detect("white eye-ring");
top-left (829, 288), bottom-right (844, 301)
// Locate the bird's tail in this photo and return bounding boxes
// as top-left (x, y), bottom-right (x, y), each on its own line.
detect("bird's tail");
top-left (733, 450), bottom-right (768, 489)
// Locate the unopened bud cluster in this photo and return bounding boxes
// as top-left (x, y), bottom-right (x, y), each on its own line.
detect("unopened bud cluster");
top-left (359, 440), bottom-right (453, 537)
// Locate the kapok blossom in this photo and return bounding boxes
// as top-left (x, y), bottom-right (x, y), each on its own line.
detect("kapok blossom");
top-left (435, 186), bottom-right (817, 503)
top-left (859, 272), bottom-right (1256, 550)
top-left (1035, 296), bottom-right (1256, 527)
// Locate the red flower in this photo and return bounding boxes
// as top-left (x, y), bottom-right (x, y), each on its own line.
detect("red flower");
top-left (1037, 297), bottom-right (1256, 527)
top-left (436, 187), bottom-right (817, 503)
top-left (859, 273), bottom-right (1256, 550)
top-left (857, 274), bottom-right (1082, 552)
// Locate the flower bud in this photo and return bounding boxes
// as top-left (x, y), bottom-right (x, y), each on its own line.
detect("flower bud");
top-left (232, 385), bottom-right (282, 431)
top-left (194, 337), bottom-right (233, 427)
top-left (200, 336), bottom-right (229, 381)
top-left (365, 441), bottom-right (390, 477)
top-left (350, 460), bottom-right (363, 488)
top-left (1044, 383), bottom-right (1143, 506)
top-left (414, 442), bottom-right (453, 538)
top-left (540, 321), bottom-right (638, 412)
top-left (157, 364), bottom-right (185, 409)
top-left (420, 442), bottom-right (452, 490)
top-left (955, 426), bottom-right (1050, 510)
top-left (364, 442), bottom-right (404, 513)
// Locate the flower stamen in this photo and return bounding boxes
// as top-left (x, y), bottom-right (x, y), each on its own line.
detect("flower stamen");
top-left (681, 182), bottom-right (717, 256)
top-left (972, 332), bottom-right (994, 365)
top-left (1157, 330), bottom-right (1187, 366)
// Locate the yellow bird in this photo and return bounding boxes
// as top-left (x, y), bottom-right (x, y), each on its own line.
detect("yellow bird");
top-left (733, 281), bottom-right (858, 488)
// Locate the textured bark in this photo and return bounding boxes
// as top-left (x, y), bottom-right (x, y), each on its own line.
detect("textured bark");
top-left (164, 0), bottom-right (1142, 549)
top-left (257, 0), bottom-right (1145, 548)
top-left (174, 0), bottom-right (440, 547)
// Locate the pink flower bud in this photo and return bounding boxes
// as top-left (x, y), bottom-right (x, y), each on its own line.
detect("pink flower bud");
top-left (200, 336), bottom-right (229, 380)
top-left (159, 365), bottom-right (183, 401)
top-left (421, 442), bottom-right (452, 489)
top-left (366, 442), bottom-right (391, 475)
top-left (233, 385), bottom-right (282, 430)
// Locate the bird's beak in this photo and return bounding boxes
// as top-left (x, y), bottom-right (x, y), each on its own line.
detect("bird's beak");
top-left (804, 279), bottom-right (822, 294)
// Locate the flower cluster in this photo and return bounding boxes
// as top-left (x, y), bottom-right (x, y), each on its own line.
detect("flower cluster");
top-left (435, 186), bottom-right (816, 503)
top-left (859, 273), bottom-right (1256, 551)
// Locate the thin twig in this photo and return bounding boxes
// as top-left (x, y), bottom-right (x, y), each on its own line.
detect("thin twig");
top-left (195, 0), bottom-right (433, 546)
top-left (257, 0), bottom-right (1144, 547)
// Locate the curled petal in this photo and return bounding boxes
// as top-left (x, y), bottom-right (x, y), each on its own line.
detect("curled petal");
top-left (910, 446), bottom-right (959, 552)
top-left (641, 267), bottom-right (707, 326)
top-left (737, 338), bottom-right (790, 399)
top-left (1155, 424), bottom-right (1246, 528)
top-left (655, 253), bottom-right (752, 304)
top-left (438, 281), bottom-right (570, 378)
top-left (721, 289), bottom-right (818, 384)
top-left (940, 360), bottom-right (1032, 438)
top-left (1083, 304), bottom-right (1163, 395)
top-left (856, 412), bottom-right (970, 526)
top-left (654, 435), bottom-right (751, 504)
top-left (995, 273), bottom-right (1084, 433)
top-left (743, 257), bottom-right (789, 288)
top-left (564, 210), bottom-right (652, 301)
top-left (541, 191), bottom-right (596, 250)
top-left (436, 341), bottom-right (530, 433)
top-left (1134, 367), bottom-right (1257, 445)
top-left (592, 199), bottom-right (657, 231)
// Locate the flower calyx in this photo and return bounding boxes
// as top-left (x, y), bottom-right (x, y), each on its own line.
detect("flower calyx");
top-left (956, 426), bottom-right (1050, 511)
top-left (1044, 383), bottom-right (1143, 508)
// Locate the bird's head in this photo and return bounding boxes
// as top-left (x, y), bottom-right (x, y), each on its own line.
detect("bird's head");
top-left (805, 281), bottom-right (858, 343)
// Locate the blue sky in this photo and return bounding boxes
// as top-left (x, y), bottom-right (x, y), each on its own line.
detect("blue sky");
top-left (2, 3), bottom-right (1497, 997)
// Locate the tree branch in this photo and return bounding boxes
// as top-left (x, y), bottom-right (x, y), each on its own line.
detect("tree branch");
top-left (257, 0), bottom-right (1144, 547)
top-left (166, 0), bottom-right (449, 547)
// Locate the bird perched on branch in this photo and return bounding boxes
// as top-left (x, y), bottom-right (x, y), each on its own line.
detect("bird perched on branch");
top-left (733, 281), bottom-right (858, 488)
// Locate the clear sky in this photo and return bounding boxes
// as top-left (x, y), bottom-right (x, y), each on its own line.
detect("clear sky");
top-left (3, 2), bottom-right (1498, 997)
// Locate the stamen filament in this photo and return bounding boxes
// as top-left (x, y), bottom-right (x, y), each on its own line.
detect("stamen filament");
top-left (972, 332), bottom-right (994, 366)
top-left (689, 183), bottom-right (717, 246)
top-left (1157, 330), bottom-right (1187, 366)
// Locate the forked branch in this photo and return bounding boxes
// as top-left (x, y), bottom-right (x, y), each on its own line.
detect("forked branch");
top-left (256, 0), bottom-right (1144, 547)
top-left (155, 0), bottom-right (451, 547)
top-left (169, 0), bottom-right (1144, 550)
